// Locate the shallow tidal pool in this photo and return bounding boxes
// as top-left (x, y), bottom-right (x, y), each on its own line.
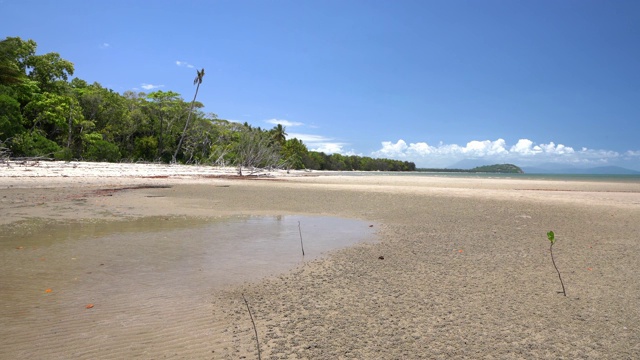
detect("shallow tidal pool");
top-left (0, 215), bottom-right (376, 357)
top-left (1, 215), bottom-right (376, 317)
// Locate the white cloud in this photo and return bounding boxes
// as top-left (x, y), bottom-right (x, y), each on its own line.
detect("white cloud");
top-left (464, 139), bottom-right (509, 156)
top-left (371, 138), bottom-right (638, 169)
top-left (288, 133), bottom-right (331, 143)
top-left (510, 139), bottom-right (538, 155)
top-left (314, 143), bottom-right (345, 154)
top-left (176, 60), bottom-right (195, 68)
top-left (519, 140), bottom-right (574, 155)
top-left (288, 132), bottom-right (346, 154)
top-left (141, 83), bottom-right (164, 90)
top-left (376, 139), bottom-right (409, 156)
top-left (99, 43), bottom-right (110, 49)
top-left (265, 119), bottom-right (304, 127)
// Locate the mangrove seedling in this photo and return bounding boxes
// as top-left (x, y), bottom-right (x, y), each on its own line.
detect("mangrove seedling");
top-left (547, 231), bottom-right (566, 296)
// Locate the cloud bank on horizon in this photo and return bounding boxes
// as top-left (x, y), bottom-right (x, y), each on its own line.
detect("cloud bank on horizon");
top-left (373, 138), bottom-right (640, 169)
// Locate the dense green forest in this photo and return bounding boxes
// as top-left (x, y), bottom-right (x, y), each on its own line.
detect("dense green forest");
top-left (0, 37), bottom-right (415, 173)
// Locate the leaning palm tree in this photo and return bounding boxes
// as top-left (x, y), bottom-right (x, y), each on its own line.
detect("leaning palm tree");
top-left (173, 68), bottom-right (204, 163)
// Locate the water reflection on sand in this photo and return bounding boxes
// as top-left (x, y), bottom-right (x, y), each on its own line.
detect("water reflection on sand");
top-left (0, 215), bottom-right (376, 321)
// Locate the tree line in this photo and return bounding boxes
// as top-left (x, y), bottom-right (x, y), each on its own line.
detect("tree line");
top-left (0, 37), bottom-right (415, 173)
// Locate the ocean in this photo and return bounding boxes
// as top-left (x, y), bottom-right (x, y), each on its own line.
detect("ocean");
top-left (321, 171), bottom-right (640, 183)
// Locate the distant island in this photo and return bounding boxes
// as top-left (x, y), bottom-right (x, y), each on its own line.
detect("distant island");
top-left (416, 164), bottom-right (524, 174)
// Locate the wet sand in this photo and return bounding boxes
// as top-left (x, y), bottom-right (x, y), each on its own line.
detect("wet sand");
top-left (1, 162), bottom-right (640, 359)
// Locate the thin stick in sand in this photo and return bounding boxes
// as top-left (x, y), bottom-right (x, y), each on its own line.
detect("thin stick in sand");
top-left (298, 221), bottom-right (305, 257)
top-left (242, 293), bottom-right (262, 360)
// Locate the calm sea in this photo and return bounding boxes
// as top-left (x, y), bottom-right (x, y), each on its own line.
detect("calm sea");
top-left (321, 171), bottom-right (640, 183)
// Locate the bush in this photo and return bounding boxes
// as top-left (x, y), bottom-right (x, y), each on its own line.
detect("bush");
top-left (84, 139), bottom-right (121, 162)
top-left (11, 131), bottom-right (61, 157)
top-left (134, 136), bottom-right (158, 161)
top-left (54, 147), bottom-right (73, 161)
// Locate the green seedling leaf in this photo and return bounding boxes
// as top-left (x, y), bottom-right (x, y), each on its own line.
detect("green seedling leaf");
top-left (545, 230), bottom-right (566, 296)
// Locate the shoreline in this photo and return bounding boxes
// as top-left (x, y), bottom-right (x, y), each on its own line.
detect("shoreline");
top-left (1, 162), bottom-right (639, 358)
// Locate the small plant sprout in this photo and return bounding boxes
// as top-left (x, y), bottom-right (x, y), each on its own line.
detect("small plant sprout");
top-left (547, 231), bottom-right (566, 296)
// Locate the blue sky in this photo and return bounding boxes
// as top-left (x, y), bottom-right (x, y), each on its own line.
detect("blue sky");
top-left (4, 0), bottom-right (640, 170)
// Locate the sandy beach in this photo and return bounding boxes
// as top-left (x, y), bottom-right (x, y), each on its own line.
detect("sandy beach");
top-left (1, 161), bottom-right (639, 359)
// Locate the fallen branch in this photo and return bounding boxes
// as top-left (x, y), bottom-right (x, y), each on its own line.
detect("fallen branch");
top-left (242, 294), bottom-right (262, 360)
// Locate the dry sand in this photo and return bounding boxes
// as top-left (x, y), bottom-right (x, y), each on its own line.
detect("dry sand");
top-left (1, 161), bottom-right (640, 359)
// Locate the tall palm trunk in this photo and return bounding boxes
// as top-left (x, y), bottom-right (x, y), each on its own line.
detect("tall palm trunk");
top-left (173, 68), bottom-right (204, 163)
